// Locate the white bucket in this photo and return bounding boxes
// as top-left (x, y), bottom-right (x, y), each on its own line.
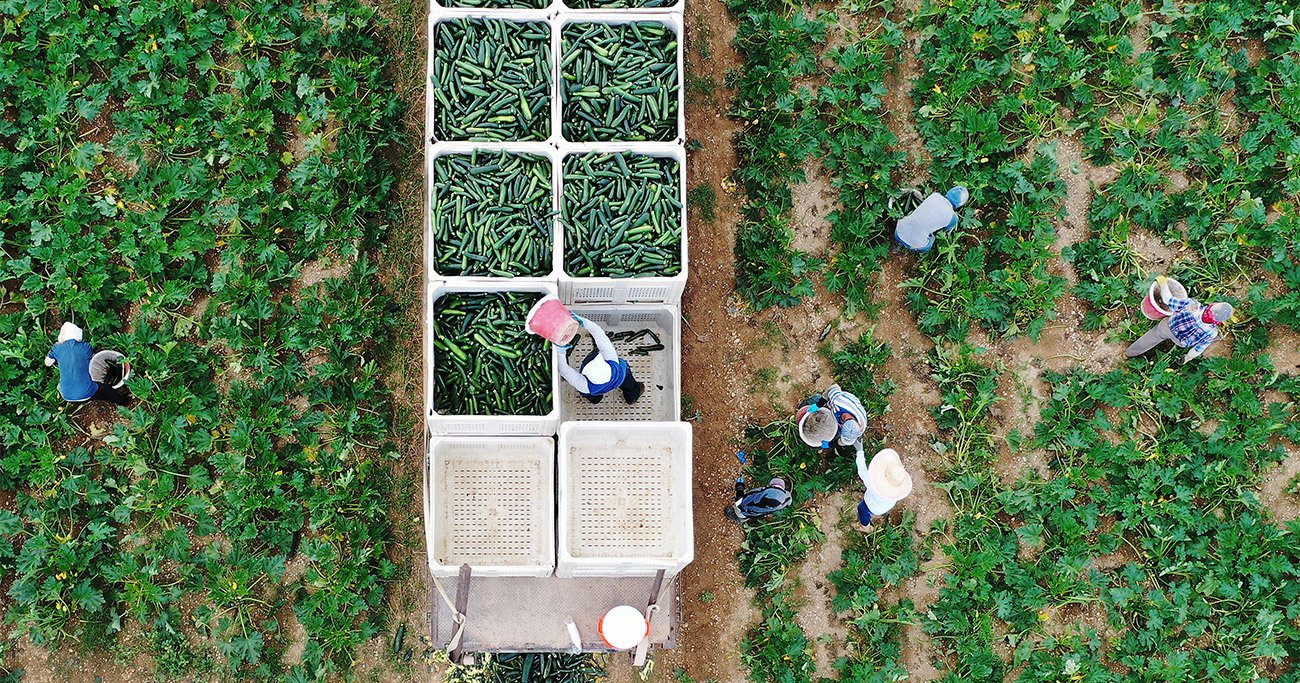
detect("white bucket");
top-left (598, 605), bottom-right (648, 650)
top-left (89, 350), bottom-right (130, 388)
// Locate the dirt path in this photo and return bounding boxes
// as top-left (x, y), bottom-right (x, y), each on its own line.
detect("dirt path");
top-left (652, 1), bottom-right (763, 680)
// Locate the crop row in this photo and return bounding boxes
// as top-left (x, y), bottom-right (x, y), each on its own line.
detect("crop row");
top-left (431, 150), bottom-right (683, 279)
top-left (430, 17), bottom-right (681, 144)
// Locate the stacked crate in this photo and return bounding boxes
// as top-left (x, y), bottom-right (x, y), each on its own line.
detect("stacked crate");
top-left (424, 0), bottom-right (691, 580)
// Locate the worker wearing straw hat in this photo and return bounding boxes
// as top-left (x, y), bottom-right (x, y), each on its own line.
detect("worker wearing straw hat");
top-left (1124, 276), bottom-right (1234, 362)
top-left (797, 384), bottom-right (869, 454)
top-left (856, 448), bottom-right (912, 533)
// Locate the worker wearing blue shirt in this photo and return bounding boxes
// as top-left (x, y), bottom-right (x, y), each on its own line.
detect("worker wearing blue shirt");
top-left (45, 322), bottom-right (130, 406)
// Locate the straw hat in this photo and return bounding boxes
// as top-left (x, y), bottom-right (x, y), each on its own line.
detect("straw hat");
top-left (581, 358), bottom-right (613, 385)
top-left (866, 448), bottom-right (912, 501)
top-left (798, 407), bottom-right (837, 448)
top-left (58, 322), bottom-right (83, 343)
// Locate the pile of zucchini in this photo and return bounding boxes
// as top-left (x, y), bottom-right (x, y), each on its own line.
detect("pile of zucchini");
top-left (561, 22), bottom-right (679, 142)
top-left (432, 19), bottom-right (551, 142)
top-left (443, 0), bottom-right (547, 8)
top-left (433, 292), bottom-right (552, 416)
top-left (562, 152), bottom-right (682, 277)
top-left (432, 151), bottom-right (553, 277)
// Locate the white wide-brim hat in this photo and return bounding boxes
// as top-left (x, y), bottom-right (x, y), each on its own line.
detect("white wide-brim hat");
top-left (867, 448), bottom-right (912, 501)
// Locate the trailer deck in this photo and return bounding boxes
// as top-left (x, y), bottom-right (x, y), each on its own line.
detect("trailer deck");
top-left (429, 575), bottom-right (678, 651)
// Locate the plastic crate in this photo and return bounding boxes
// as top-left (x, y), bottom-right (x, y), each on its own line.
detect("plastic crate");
top-left (426, 11), bottom-right (555, 145)
top-left (559, 305), bottom-right (680, 422)
top-left (426, 279), bottom-right (561, 436)
top-left (426, 144), bottom-right (561, 280)
top-left (556, 421), bottom-right (693, 577)
top-left (425, 437), bottom-right (556, 577)
top-left (554, 15), bottom-right (684, 148)
top-left (557, 145), bottom-right (687, 305)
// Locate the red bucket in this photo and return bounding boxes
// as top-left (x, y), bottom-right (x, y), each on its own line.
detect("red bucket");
top-left (524, 296), bottom-right (580, 345)
top-left (1140, 278), bottom-right (1187, 320)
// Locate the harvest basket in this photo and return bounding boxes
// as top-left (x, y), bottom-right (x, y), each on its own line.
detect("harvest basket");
top-left (559, 304), bottom-right (680, 422)
top-left (557, 145), bottom-right (687, 304)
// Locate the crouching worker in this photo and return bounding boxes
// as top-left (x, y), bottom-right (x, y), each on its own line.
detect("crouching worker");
top-left (45, 322), bottom-right (131, 407)
top-left (725, 476), bottom-right (791, 524)
top-left (798, 384), bottom-right (869, 454)
top-left (558, 314), bottom-right (645, 405)
top-left (855, 448), bottom-right (912, 533)
top-left (1124, 276), bottom-right (1233, 363)
top-left (894, 186), bottom-right (970, 252)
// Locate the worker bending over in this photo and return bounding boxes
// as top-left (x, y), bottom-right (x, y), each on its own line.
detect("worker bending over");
top-left (45, 322), bottom-right (130, 406)
top-left (725, 476), bottom-right (791, 523)
top-left (558, 314), bottom-right (645, 404)
top-left (856, 448), bottom-right (912, 533)
top-left (798, 384), bottom-right (869, 454)
top-left (1125, 276), bottom-right (1233, 362)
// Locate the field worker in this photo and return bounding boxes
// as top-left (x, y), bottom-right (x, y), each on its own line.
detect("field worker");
top-left (1124, 276), bottom-right (1233, 363)
top-left (725, 476), bottom-right (792, 523)
top-left (45, 322), bottom-right (130, 407)
top-left (557, 314), bottom-right (645, 405)
top-left (797, 384), bottom-right (869, 454)
top-left (856, 448), bottom-right (912, 533)
top-left (894, 186), bottom-right (970, 252)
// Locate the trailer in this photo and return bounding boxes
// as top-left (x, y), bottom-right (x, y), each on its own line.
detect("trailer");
top-left (422, 0), bottom-right (689, 658)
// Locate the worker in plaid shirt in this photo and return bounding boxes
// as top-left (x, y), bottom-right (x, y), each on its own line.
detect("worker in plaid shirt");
top-left (1125, 275), bottom-right (1234, 362)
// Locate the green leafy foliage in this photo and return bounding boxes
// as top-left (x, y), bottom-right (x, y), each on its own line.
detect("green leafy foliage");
top-left (0, 0), bottom-right (403, 677)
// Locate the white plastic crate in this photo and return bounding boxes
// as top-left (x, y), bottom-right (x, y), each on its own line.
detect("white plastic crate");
top-left (559, 305), bottom-right (680, 422)
top-left (556, 421), bottom-right (693, 577)
top-left (426, 279), bottom-right (561, 436)
top-left (559, 0), bottom-right (684, 14)
top-left (426, 144), bottom-right (562, 281)
top-left (553, 14), bottom-right (685, 147)
top-left (424, 437), bottom-right (556, 577)
top-left (426, 11), bottom-right (556, 146)
top-left (557, 145), bottom-right (687, 305)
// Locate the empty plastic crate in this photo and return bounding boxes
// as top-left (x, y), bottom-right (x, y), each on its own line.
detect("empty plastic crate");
top-left (559, 305), bottom-right (680, 422)
top-left (426, 279), bottom-right (561, 436)
top-left (425, 437), bottom-right (556, 577)
top-left (556, 421), bottom-right (693, 577)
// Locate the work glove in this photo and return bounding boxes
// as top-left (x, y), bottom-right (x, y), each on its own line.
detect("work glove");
top-left (1155, 275), bottom-right (1168, 285)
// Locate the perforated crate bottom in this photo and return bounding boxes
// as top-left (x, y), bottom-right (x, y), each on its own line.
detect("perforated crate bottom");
top-left (559, 319), bottom-right (673, 422)
top-left (568, 440), bottom-right (676, 557)
top-left (432, 442), bottom-right (552, 571)
top-left (429, 575), bottom-right (677, 651)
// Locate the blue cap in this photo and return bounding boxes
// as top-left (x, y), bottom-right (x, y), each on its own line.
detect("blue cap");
top-left (857, 500), bottom-right (872, 526)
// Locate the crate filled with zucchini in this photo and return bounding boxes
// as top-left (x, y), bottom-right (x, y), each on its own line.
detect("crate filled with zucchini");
top-left (564, 0), bottom-right (678, 8)
top-left (560, 21), bottom-right (680, 142)
top-left (561, 152), bottom-right (683, 278)
top-left (432, 151), bottom-right (555, 277)
top-left (433, 291), bottom-right (553, 416)
top-left (431, 18), bottom-right (551, 142)
top-left (438, 0), bottom-right (548, 9)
